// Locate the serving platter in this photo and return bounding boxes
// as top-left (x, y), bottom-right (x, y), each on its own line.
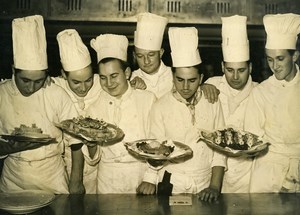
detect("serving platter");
top-left (124, 139), bottom-right (193, 162)
top-left (1, 134), bottom-right (56, 144)
top-left (198, 128), bottom-right (270, 157)
top-left (55, 117), bottom-right (125, 145)
top-left (0, 190), bottom-right (55, 214)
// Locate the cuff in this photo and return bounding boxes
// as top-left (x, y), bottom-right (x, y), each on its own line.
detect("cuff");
top-left (81, 145), bottom-right (101, 166)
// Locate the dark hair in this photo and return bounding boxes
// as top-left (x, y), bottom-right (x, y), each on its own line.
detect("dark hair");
top-left (171, 64), bottom-right (203, 75)
top-left (287, 49), bottom-right (296, 56)
top-left (14, 68), bottom-right (48, 74)
top-left (99, 58), bottom-right (129, 71)
top-left (64, 64), bottom-right (93, 77)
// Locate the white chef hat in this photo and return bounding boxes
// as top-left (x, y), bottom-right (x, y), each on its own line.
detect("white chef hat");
top-left (90, 34), bottom-right (128, 63)
top-left (168, 27), bottom-right (202, 67)
top-left (221, 15), bottom-right (249, 62)
top-left (57, 29), bottom-right (91, 72)
top-left (12, 15), bottom-right (48, 70)
top-left (134, 12), bottom-right (168, 51)
top-left (264, 13), bottom-right (300, 50)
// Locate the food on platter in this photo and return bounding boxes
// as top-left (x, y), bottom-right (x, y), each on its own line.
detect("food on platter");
top-left (11, 124), bottom-right (49, 138)
top-left (199, 127), bottom-right (270, 157)
top-left (55, 116), bottom-right (124, 144)
top-left (136, 139), bottom-right (175, 157)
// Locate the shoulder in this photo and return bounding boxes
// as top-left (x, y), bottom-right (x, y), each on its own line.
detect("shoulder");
top-left (205, 76), bottom-right (223, 86)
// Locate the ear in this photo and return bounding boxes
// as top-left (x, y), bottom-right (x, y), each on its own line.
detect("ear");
top-left (11, 64), bottom-right (15, 75)
top-left (125, 67), bottom-right (132, 80)
top-left (61, 69), bottom-right (67, 79)
top-left (221, 61), bottom-right (225, 74)
top-left (292, 51), bottom-right (300, 63)
top-left (159, 48), bottom-right (165, 58)
top-left (199, 73), bottom-right (204, 85)
top-left (248, 62), bottom-right (253, 74)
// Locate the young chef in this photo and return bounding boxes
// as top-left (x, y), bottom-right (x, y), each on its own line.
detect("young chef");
top-left (130, 12), bottom-right (173, 99)
top-left (244, 13), bottom-right (300, 192)
top-left (55, 29), bottom-right (101, 194)
top-left (205, 15), bottom-right (257, 193)
top-left (0, 15), bottom-right (84, 194)
top-left (81, 34), bottom-right (157, 194)
top-left (149, 27), bottom-right (226, 202)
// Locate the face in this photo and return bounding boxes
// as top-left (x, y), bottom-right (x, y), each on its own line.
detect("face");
top-left (63, 65), bottom-right (94, 97)
top-left (99, 59), bottom-right (130, 98)
top-left (14, 69), bottom-right (47, 97)
top-left (222, 61), bottom-right (251, 90)
top-left (134, 47), bottom-right (163, 75)
top-left (173, 67), bottom-right (203, 102)
top-left (265, 49), bottom-right (298, 82)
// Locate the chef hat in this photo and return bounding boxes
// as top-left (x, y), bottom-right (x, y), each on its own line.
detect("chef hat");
top-left (168, 27), bottom-right (202, 67)
top-left (264, 13), bottom-right (300, 50)
top-left (90, 34), bottom-right (128, 63)
top-left (221, 15), bottom-right (249, 62)
top-left (12, 15), bottom-right (48, 70)
top-left (134, 12), bottom-right (168, 51)
top-left (57, 29), bottom-right (91, 72)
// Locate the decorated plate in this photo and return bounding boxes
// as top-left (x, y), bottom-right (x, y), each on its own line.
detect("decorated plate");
top-left (198, 128), bottom-right (270, 157)
top-left (124, 139), bottom-right (193, 161)
top-left (55, 116), bottom-right (125, 145)
top-left (0, 190), bottom-right (55, 214)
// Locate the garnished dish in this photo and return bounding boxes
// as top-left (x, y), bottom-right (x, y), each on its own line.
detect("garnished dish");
top-left (198, 127), bottom-right (270, 157)
top-left (124, 139), bottom-right (193, 161)
top-left (1, 124), bottom-right (56, 143)
top-left (55, 116), bottom-right (125, 145)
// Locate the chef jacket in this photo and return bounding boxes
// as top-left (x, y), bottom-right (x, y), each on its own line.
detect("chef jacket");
top-left (149, 90), bottom-right (227, 194)
top-left (244, 65), bottom-right (300, 192)
top-left (53, 74), bottom-right (102, 194)
top-left (0, 76), bottom-right (80, 193)
top-left (131, 61), bottom-right (173, 99)
top-left (206, 75), bottom-right (257, 193)
top-left (82, 85), bottom-right (156, 193)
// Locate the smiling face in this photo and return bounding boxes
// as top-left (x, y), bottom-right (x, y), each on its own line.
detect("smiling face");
top-left (14, 69), bottom-right (47, 97)
top-left (265, 49), bottom-right (299, 82)
top-left (222, 61), bottom-right (251, 90)
top-left (98, 58), bottom-right (130, 98)
top-left (134, 47), bottom-right (163, 75)
top-left (63, 65), bottom-right (94, 97)
top-left (173, 66), bottom-right (203, 102)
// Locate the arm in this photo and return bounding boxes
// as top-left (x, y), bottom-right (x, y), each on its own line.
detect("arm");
top-left (68, 143), bottom-right (85, 194)
top-left (0, 139), bottom-right (46, 156)
top-left (200, 83), bottom-right (220, 104)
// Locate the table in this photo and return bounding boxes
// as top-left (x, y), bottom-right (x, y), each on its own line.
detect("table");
top-left (0, 193), bottom-right (300, 215)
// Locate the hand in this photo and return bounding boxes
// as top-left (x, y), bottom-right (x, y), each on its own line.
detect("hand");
top-left (43, 76), bottom-right (54, 88)
top-left (200, 83), bottom-right (220, 104)
top-left (130, 77), bottom-right (147, 90)
top-left (0, 140), bottom-right (45, 156)
top-left (136, 181), bottom-right (156, 195)
top-left (69, 179), bottom-right (85, 194)
top-left (197, 186), bottom-right (220, 203)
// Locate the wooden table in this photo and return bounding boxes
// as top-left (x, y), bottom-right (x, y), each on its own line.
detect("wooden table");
top-left (0, 193), bottom-right (300, 215)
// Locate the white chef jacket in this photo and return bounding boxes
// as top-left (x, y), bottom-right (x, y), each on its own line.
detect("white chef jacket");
top-left (244, 65), bottom-right (300, 192)
top-left (0, 77), bottom-right (80, 194)
top-left (149, 90), bottom-right (227, 194)
top-left (131, 61), bottom-right (173, 99)
top-left (82, 85), bottom-right (156, 193)
top-left (206, 75), bottom-right (257, 193)
top-left (53, 74), bottom-right (102, 194)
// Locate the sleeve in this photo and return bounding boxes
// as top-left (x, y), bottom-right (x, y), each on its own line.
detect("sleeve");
top-left (81, 145), bottom-right (101, 166)
top-left (243, 88), bottom-right (266, 137)
top-left (149, 101), bottom-right (166, 141)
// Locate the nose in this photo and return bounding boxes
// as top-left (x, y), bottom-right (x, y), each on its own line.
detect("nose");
top-left (144, 55), bottom-right (150, 65)
top-left (80, 83), bottom-right (87, 92)
top-left (28, 82), bottom-right (35, 93)
top-left (273, 60), bottom-right (279, 70)
top-left (233, 71), bottom-right (239, 80)
top-left (106, 77), bottom-right (113, 87)
top-left (183, 81), bottom-right (189, 90)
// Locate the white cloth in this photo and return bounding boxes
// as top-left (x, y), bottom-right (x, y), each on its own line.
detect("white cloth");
top-left (206, 75), bottom-right (257, 193)
top-left (57, 29), bottom-right (91, 72)
top-left (82, 86), bottom-right (156, 193)
top-left (90, 34), bottom-right (128, 63)
top-left (53, 74), bottom-right (102, 194)
top-left (131, 61), bottom-right (173, 99)
top-left (134, 12), bottom-right (168, 51)
top-left (0, 78), bottom-right (80, 194)
top-left (149, 90), bottom-right (226, 194)
top-left (221, 15), bottom-right (249, 62)
top-left (244, 66), bottom-right (300, 192)
top-left (168, 27), bottom-right (202, 67)
top-left (12, 15), bottom-right (48, 70)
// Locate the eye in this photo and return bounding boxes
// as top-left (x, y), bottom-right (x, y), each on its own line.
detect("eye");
top-left (21, 78), bottom-right (30, 83)
top-left (277, 56), bottom-right (285, 61)
top-left (226, 68), bottom-right (234, 73)
top-left (136, 54), bottom-right (143, 58)
top-left (111, 74), bottom-right (118, 78)
top-left (148, 52), bottom-right (156, 57)
top-left (99, 75), bottom-right (106, 80)
top-left (176, 78), bottom-right (184, 82)
top-left (85, 77), bottom-right (93, 83)
top-left (189, 79), bottom-right (197, 83)
top-left (266, 57), bottom-right (273, 62)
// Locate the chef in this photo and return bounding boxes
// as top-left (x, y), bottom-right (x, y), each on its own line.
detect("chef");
top-left (244, 13), bottom-right (300, 192)
top-left (130, 12), bottom-right (173, 99)
top-left (205, 15), bottom-right (257, 193)
top-left (55, 29), bottom-right (101, 194)
top-left (149, 27), bottom-right (226, 202)
top-left (0, 15), bottom-right (84, 194)
top-left (82, 34), bottom-right (157, 194)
